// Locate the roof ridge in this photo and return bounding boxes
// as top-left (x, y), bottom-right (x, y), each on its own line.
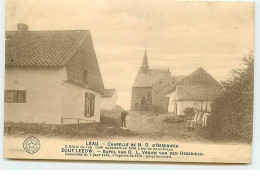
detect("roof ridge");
top-left (166, 67), bottom-right (222, 94)
top-left (177, 67), bottom-right (202, 85)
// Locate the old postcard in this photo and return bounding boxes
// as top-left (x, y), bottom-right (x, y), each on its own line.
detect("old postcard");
top-left (3, 0), bottom-right (254, 163)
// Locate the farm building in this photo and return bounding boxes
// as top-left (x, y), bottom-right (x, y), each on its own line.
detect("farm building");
top-left (4, 24), bottom-right (104, 124)
top-left (100, 89), bottom-right (117, 110)
top-left (166, 67), bottom-right (223, 115)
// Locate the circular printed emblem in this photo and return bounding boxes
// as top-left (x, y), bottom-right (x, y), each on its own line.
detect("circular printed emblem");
top-left (23, 136), bottom-right (40, 154)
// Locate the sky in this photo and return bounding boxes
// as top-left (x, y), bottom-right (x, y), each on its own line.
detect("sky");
top-left (5, 0), bottom-right (255, 109)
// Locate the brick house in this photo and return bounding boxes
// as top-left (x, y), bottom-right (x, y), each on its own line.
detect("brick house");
top-left (4, 24), bottom-right (104, 124)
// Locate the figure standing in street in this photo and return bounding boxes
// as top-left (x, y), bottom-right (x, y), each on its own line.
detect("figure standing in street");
top-left (186, 116), bottom-right (194, 131)
top-left (121, 110), bottom-right (127, 128)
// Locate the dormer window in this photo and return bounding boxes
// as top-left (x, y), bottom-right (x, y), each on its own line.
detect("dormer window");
top-left (84, 70), bottom-right (88, 85)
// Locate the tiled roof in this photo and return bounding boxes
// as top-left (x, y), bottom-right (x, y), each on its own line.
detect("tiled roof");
top-left (177, 67), bottom-right (222, 87)
top-left (167, 67), bottom-right (223, 101)
top-left (172, 76), bottom-right (186, 82)
top-left (102, 89), bottom-right (116, 98)
top-left (5, 30), bottom-right (88, 66)
top-left (5, 30), bottom-right (104, 94)
top-left (167, 67), bottom-right (222, 94)
top-left (133, 68), bottom-right (170, 87)
top-left (174, 86), bottom-right (223, 101)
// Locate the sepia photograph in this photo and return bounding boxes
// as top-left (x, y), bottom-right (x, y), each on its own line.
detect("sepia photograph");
top-left (3, 0), bottom-right (255, 163)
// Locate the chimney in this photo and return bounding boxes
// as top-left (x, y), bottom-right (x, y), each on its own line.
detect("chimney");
top-left (17, 23), bottom-right (29, 31)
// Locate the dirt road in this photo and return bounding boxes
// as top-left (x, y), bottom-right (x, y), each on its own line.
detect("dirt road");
top-left (125, 111), bottom-right (210, 143)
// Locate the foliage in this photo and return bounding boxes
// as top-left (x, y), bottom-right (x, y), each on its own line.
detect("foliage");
top-left (100, 109), bottom-right (121, 127)
top-left (100, 115), bottom-right (120, 127)
top-left (205, 53), bottom-right (254, 143)
top-left (163, 115), bottom-right (185, 123)
top-left (139, 103), bottom-right (159, 113)
top-left (183, 107), bottom-right (195, 117)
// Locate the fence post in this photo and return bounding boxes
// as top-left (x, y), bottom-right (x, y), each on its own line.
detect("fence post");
top-left (77, 118), bottom-right (79, 139)
top-left (61, 117), bottom-right (63, 126)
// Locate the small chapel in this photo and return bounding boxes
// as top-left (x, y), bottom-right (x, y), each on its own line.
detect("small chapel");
top-left (130, 50), bottom-right (181, 112)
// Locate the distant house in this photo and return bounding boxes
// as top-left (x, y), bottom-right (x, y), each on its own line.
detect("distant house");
top-left (101, 89), bottom-right (117, 110)
top-left (4, 24), bottom-right (104, 124)
top-left (166, 67), bottom-right (223, 115)
top-left (130, 50), bottom-right (172, 111)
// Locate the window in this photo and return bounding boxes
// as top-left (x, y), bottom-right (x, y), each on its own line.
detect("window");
top-left (84, 70), bottom-right (88, 85)
top-left (17, 91), bottom-right (26, 102)
top-left (5, 91), bottom-right (14, 102)
top-left (5, 90), bottom-right (26, 103)
top-left (84, 92), bottom-right (95, 117)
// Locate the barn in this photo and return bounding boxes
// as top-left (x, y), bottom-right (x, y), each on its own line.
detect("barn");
top-left (166, 67), bottom-right (223, 115)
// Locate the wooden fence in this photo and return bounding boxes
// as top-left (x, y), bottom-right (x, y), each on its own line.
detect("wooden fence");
top-left (61, 117), bottom-right (96, 138)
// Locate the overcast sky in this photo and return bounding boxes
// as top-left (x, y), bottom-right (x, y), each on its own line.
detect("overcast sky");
top-left (5, 0), bottom-right (254, 109)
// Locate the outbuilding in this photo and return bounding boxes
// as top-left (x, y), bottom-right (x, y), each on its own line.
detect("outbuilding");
top-left (166, 67), bottom-right (223, 115)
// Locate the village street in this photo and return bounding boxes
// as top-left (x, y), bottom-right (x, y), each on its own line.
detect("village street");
top-left (124, 111), bottom-right (210, 143)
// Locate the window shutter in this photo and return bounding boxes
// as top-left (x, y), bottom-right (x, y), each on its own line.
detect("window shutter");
top-left (90, 94), bottom-right (95, 116)
top-left (84, 93), bottom-right (87, 116)
top-left (84, 92), bottom-right (91, 117)
top-left (84, 92), bottom-right (95, 117)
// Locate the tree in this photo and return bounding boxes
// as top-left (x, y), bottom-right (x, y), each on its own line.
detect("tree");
top-left (183, 107), bottom-right (195, 117)
top-left (206, 53), bottom-right (254, 143)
